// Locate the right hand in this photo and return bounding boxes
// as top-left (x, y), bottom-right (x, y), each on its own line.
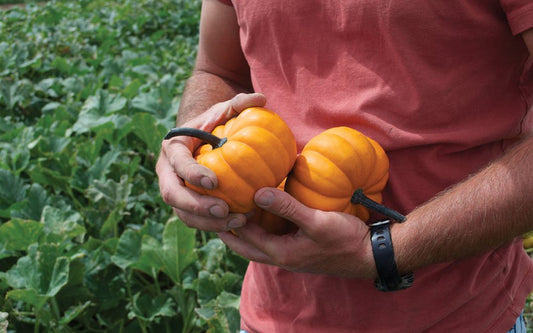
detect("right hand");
top-left (156, 93), bottom-right (267, 232)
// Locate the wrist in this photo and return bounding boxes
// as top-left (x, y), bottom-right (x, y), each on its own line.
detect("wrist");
top-left (389, 215), bottom-right (421, 275)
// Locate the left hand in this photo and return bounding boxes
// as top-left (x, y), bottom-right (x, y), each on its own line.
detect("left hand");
top-left (217, 187), bottom-right (377, 279)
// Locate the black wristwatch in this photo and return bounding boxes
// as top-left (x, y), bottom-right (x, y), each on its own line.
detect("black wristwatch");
top-left (370, 220), bottom-right (414, 292)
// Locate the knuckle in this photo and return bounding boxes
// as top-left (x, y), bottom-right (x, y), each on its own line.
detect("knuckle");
top-left (232, 92), bottom-right (247, 102)
top-left (276, 199), bottom-right (298, 218)
top-left (182, 163), bottom-right (199, 182)
top-left (190, 203), bottom-right (208, 217)
top-left (160, 187), bottom-right (174, 205)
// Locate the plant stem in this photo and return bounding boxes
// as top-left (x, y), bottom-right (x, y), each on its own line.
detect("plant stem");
top-left (351, 189), bottom-right (406, 222)
top-left (50, 298), bottom-right (62, 330)
top-left (165, 317), bottom-right (171, 333)
top-left (138, 319), bottom-right (148, 333)
top-left (153, 269), bottom-right (161, 294)
top-left (126, 269), bottom-right (133, 301)
top-left (34, 310), bottom-right (40, 333)
top-left (164, 127), bottom-right (227, 149)
top-left (200, 230), bottom-right (208, 246)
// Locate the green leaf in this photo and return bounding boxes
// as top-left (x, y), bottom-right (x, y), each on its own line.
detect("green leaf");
top-left (0, 78), bottom-right (33, 110)
top-left (128, 292), bottom-right (176, 322)
top-left (130, 112), bottom-right (167, 153)
top-left (71, 111), bottom-right (130, 135)
top-left (196, 291), bottom-right (241, 333)
top-left (5, 244), bottom-right (70, 308)
top-left (0, 311), bottom-right (8, 333)
top-left (197, 270), bottom-right (220, 305)
top-left (34, 135), bottom-right (71, 154)
top-left (87, 175), bottom-right (132, 236)
top-left (131, 75), bottom-right (179, 126)
top-left (59, 301), bottom-right (92, 325)
top-left (197, 238), bottom-right (226, 272)
top-left (47, 256), bottom-right (70, 296)
top-left (87, 175), bottom-right (132, 207)
top-left (160, 217), bottom-right (197, 284)
top-left (1, 145), bottom-right (30, 174)
top-left (111, 229), bottom-right (142, 270)
top-left (0, 219), bottom-right (43, 252)
top-left (86, 148), bottom-right (121, 182)
top-left (51, 56), bottom-right (71, 74)
top-left (100, 210), bottom-right (123, 239)
top-left (84, 264), bottom-right (125, 312)
top-left (122, 79), bottom-right (142, 99)
top-left (70, 90), bottom-right (129, 135)
top-left (10, 183), bottom-right (50, 221)
top-left (0, 169), bottom-right (27, 211)
top-left (138, 217), bottom-right (197, 284)
top-left (41, 206), bottom-right (85, 239)
top-left (5, 289), bottom-right (48, 310)
top-left (29, 164), bottom-right (72, 196)
top-left (82, 90), bottom-right (127, 115)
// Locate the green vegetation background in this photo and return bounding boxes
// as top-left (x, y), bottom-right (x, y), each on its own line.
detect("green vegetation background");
top-left (0, 0), bottom-right (248, 332)
top-left (0, 0), bottom-right (531, 332)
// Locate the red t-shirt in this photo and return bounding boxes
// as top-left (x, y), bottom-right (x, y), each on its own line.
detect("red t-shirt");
top-left (217, 0), bottom-right (533, 332)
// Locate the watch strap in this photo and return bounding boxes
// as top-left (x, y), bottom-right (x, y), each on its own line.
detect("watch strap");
top-left (370, 220), bottom-right (414, 292)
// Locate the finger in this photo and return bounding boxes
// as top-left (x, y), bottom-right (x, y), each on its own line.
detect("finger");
top-left (217, 228), bottom-right (274, 263)
top-left (177, 210), bottom-right (247, 232)
top-left (190, 92), bottom-right (267, 132)
top-left (156, 154), bottom-right (226, 218)
top-left (163, 139), bottom-right (218, 189)
top-left (230, 221), bottom-right (319, 272)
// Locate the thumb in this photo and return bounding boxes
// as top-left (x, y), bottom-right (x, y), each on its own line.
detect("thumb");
top-left (230, 92), bottom-right (267, 113)
top-left (193, 92), bottom-right (267, 133)
top-left (254, 188), bottom-right (314, 229)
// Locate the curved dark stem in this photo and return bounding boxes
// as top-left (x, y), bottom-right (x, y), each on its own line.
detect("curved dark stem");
top-left (164, 127), bottom-right (227, 149)
top-left (351, 188), bottom-right (406, 222)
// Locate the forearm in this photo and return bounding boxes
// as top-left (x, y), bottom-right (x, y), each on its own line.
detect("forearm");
top-left (176, 71), bottom-right (252, 126)
top-left (176, 0), bottom-right (252, 126)
top-left (393, 135), bottom-right (533, 273)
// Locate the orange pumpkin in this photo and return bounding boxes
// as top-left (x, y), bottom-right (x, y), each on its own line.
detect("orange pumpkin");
top-left (285, 126), bottom-right (389, 222)
top-left (164, 107), bottom-right (297, 213)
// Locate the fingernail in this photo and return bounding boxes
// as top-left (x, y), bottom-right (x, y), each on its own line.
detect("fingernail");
top-left (200, 176), bottom-right (215, 189)
top-left (209, 205), bottom-right (226, 218)
top-left (228, 217), bottom-right (244, 229)
top-left (256, 190), bottom-right (275, 207)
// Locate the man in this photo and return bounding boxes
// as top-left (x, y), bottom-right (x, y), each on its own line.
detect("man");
top-left (157, 0), bottom-right (533, 331)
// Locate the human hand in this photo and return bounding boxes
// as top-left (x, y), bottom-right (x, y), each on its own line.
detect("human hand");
top-left (218, 187), bottom-right (378, 279)
top-left (156, 93), bottom-right (267, 232)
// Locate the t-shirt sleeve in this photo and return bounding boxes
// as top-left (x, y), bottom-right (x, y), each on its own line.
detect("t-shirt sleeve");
top-left (500, 0), bottom-right (533, 35)
top-left (217, 0), bottom-right (233, 5)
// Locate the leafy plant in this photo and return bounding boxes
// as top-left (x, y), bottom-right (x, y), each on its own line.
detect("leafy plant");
top-left (0, 0), bottom-right (248, 332)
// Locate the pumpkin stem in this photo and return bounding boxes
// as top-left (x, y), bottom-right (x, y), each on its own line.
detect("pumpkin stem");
top-left (164, 127), bottom-right (227, 148)
top-left (351, 189), bottom-right (406, 222)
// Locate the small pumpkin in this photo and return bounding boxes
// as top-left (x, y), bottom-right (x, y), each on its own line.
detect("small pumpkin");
top-left (257, 126), bottom-right (402, 235)
top-left (285, 126), bottom-right (390, 222)
top-left (164, 107), bottom-right (297, 213)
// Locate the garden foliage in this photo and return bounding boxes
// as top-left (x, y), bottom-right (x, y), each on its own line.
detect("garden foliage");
top-left (0, 0), bottom-right (248, 332)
